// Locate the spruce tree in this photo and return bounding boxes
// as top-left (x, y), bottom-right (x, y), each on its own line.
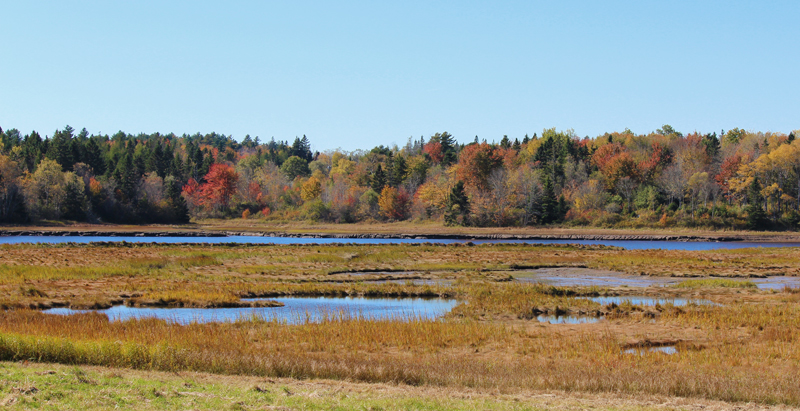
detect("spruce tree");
top-left (747, 178), bottom-right (768, 230)
top-left (540, 176), bottom-right (557, 224)
top-left (389, 155), bottom-right (407, 187)
top-left (444, 181), bottom-right (470, 226)
top-left (371, 164), bottom-right (387, 193)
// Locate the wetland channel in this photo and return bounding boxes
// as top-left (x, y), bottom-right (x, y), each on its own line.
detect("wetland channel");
top-left (4, 235), bottom-right (800, 250)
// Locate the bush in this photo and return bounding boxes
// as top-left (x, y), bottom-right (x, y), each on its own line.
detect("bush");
top-left (301, 199), bottom-right (330, 222)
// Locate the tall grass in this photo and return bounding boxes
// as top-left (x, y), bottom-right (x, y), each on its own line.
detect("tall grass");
top-left (1, 305), bottom-right (799, 404)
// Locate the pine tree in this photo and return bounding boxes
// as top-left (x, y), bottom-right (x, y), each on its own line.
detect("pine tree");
top-left (389, 155), bottom-right (407, 187)
top-left (540, 176), bottom-right (557, 224)
top-left (371, 164), bottom-right (387, 193)
top-left (747, 177), bottom-right (768, 230)
top-left (84, 138), bottom-right (105, 175)
top-left (444, 181), bottom-right (470, 226)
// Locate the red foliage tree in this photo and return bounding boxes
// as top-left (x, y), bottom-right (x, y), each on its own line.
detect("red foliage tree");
top-left (423, 142), bottom-right (444, 164)
top-left (181, 178), bottom-right (202, 209)
top-left (638, 141), bottom-right (673, 184)
top-left (456, 143), bottom-right (503, 191)
top-left (200, 164), bottom-right (238, 209)
top-left (716, 154), bottom-right (746, 201)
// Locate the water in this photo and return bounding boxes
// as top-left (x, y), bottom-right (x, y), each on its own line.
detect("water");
top-left (623, 346), bottom-right (677, 355)
top-left (536, 314), bottom-right (602, 324)
top-left (516, 267), bottom-right (681, 287)
top-left (3, 235), bottom-right (800, 250)
top-left (753, 276), bottom-right (800, 290)
top-left (42, 296), bottom-right (458, 325)
top-left (583, 296), bottom-right (716, 306)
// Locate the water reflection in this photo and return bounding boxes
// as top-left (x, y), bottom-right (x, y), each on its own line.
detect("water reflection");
top-left (623, 346), bottom-right (677, 355)
top-left (43, 296), bottom-right (458, 325)
top-left (535, 315), bottom-right (602, 324)
top-left (583, 296), bottom-right (716, 306)
top-left (4, 235), bottom-right (800, 250)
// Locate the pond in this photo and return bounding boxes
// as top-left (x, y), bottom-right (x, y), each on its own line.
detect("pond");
top-left (42, 296), bottom-right (458, 325)
top-left (623, 346), bottom-right (677, 355)
top-left (536, 314), bottom-right (602, 324)
top-left (582, 296), bottom-right (717, 306)
top-left (753, 276), bottom-right (800, 290)
top-left (3, 235), bottom-right (800, 250)
top-left (515, 267), bottom-right (680, 287)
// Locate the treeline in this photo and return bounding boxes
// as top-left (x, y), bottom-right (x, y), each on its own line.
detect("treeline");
top-left (0, 125), bottom-right (798, 230)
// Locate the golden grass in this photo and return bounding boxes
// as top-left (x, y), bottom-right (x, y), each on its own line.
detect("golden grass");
top-left (1, 298), bottom-right (799, 404)
top-left (1, 242), bottom-right (800, 405)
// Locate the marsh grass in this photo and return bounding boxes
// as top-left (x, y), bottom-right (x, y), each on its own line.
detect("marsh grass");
top-left (672, 278), bottom-right (758, 289)
top-left (1, 302), bottom-right (799, 404)
top-left (3, 243), bottom-right (800, 404)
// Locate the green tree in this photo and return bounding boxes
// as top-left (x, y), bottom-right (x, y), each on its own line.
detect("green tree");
top-left (371, 164), bottom-right (387, 193)
top-left (61, 172), bottom-right (88, 221)
top-left (540, 176), bottom-right (558, 224)
top-left (388, 155), bottom-right (407, 187)
top-left (444, 181), bottom-right (470, 226)
top-left (280, 156), bottom-right (310, 180)
top-left (747, 177), bottom-right (768, 230)
top-left (164, 175), bottom-right (189, 223)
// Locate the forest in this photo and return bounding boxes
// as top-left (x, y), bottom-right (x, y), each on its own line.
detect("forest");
top-left (0, 124), bottom-right (798, 230)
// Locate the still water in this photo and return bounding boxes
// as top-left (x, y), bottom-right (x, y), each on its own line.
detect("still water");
top-left (3, 235), bottom-right (800, 250)
top-left (43, 296), bottom-right (458, 325)
top-left (582, 296), bottom-right (717, 306)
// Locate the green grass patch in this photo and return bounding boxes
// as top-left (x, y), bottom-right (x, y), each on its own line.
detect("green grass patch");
top-left (672, 278), bottom-right (757, 289)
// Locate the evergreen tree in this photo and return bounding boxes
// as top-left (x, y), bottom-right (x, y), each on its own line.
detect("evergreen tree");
top-left (114, 153), bottom-right (137, 201)
top-left (540, 176), bottom-right (557, 224)
top-left (47, 126), bottom-right (75, 171)
top-left (444, 181), bottom-right (470, 226)
top-left (747, 177), bottom-right (768, 230)
top-left (702, 132), bottom-right (720, 158)
top-left (388, 155), bottom-right (407, 187)
top-left (22, 131), bottom-right (43, 172)
top-left (371, 164), bottom-right (387, 193)
top-left (62, 174), bottom-right (87, 221)
top-left (83, 138), bottom-right (105, 175)
top-left (165, 175), bottom-right (190, 223)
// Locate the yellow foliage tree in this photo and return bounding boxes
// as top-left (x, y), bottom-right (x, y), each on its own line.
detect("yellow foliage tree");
top-left (301, 176), bottom-right (322, 201)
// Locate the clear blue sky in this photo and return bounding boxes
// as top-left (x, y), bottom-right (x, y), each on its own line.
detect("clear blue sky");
top-left (2, 1), bottom-right (798, 151)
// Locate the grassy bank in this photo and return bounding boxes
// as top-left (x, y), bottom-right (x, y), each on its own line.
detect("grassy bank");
top-left (5, 361), bottom-right (777, 411)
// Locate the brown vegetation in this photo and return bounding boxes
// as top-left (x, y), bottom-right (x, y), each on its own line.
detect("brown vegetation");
top-left (0, 242), bottom-right (799, 406)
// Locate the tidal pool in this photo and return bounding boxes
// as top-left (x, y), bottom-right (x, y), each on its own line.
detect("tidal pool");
top-left (582, 296), bottom-right (716, 306)
top-left (753, 276), bottom-right (800, 290)
top-left (623, 346), bottom-right (677, 355)
top-left (535, 315), bottom-right (602, 324)
top-left (43, 296), bottom-right (458, 325)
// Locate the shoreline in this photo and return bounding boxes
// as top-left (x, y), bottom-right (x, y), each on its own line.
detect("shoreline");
top-left (2, 228), bottom-right (800, 242)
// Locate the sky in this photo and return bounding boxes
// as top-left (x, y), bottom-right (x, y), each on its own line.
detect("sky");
top-left (2, 1), bottom-right (799, 151)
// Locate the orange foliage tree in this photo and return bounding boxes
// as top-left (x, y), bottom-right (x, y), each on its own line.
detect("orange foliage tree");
top-left (378, 186), bottom-right (410, 220)
top-left (456, 143), bottom-right (503, 191)
top-left (200, 164), bottom-right (239, 211)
